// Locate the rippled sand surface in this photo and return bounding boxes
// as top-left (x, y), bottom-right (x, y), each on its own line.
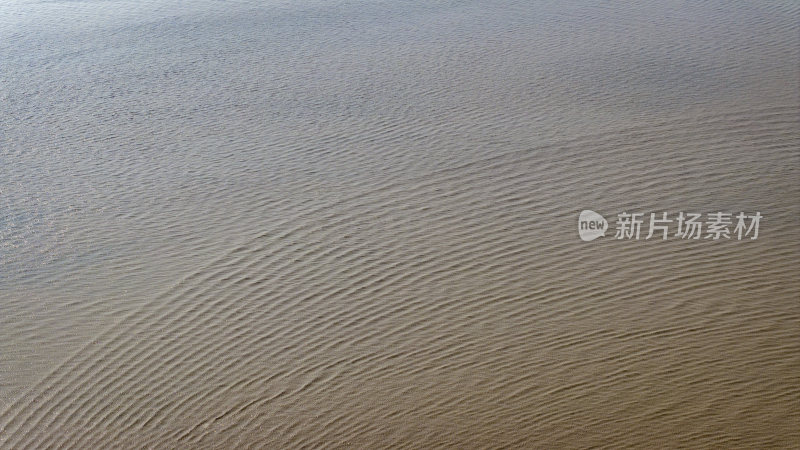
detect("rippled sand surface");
top-left (1, 0), bottom-right (799, 448)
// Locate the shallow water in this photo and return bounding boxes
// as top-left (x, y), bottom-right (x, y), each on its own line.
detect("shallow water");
top-left (1, 0), bottom-right (799, 447)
